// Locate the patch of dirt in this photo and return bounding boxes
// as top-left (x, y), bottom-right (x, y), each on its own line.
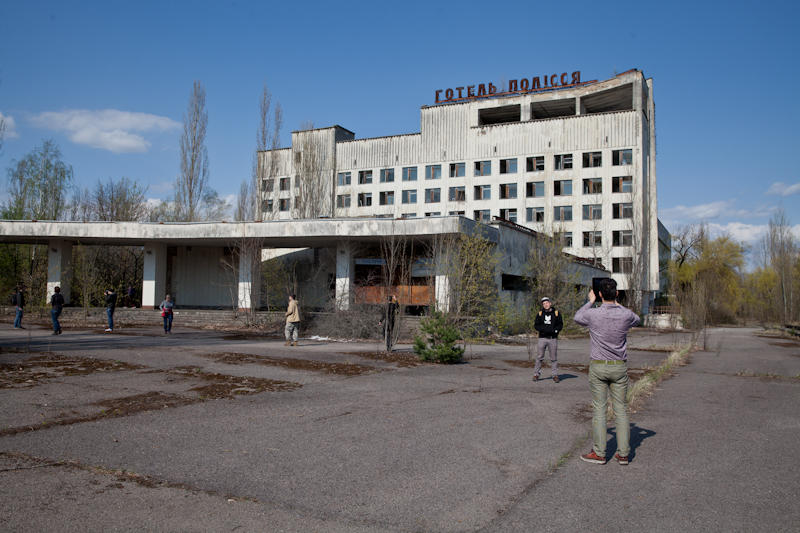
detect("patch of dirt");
top-left (769, 341), bottom-right (800, 348)
top-left (0, 354), bottom-right (145, 389)
top-left (221, 333), bottom-right (282, 341)
top-left (503, 360), bottom-right (649, 381)
top-left (198, 353), bottom-right (381, 376)
top-left (570, 402), bottom-right (593, 422)
top-left (342, 351), bottom-right (424, 368)
top-left (169, 365), bottom-right (303, 397)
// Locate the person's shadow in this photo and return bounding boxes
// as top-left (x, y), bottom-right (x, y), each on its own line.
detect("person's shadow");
top-left (606, 424), bottom-right (656, 460)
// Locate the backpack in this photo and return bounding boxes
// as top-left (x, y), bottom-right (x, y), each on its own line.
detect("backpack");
top-left (11, 293), bottom-right (17, 306)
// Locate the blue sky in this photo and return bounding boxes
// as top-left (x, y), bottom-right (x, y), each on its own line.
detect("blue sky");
top-left (1, 0), bottom-right (798, 251)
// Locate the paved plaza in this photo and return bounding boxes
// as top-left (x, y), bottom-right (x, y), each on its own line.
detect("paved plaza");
top-left (0, 324), bottom-right (797, 532)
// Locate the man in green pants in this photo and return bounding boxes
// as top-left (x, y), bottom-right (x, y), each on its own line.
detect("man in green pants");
top-left (574, 278), bottom-right (640, 465)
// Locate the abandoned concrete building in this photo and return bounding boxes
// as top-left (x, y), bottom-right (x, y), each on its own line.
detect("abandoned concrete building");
top-left (0, 217), bottom-right (608, 314)
top-left (258, 68), bottom-right (667, 311)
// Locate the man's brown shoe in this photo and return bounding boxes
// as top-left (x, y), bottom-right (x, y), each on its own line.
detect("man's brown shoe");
top-left (580, 450), bottom-right (607, 464)
top-left (292, 341), bottom-right (297, 346)
top-left (284, 340), bottom-right (291, 346)
top-left (552, 375), bottom-right (560, 383)
top-left (532, 374), bottom-right (539, 382)
top-left (614, 453), bottom-right (629, 465)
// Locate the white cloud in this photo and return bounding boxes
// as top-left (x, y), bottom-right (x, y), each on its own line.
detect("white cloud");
top-left (0, 112), bottom-right (19, 139)
top-left (705, 222), bottom-right (800, 245)
top-left (31, 109), bottom-right (179, 153)
top-left (766, 181), bottom-right (800, 197)
top-left (660, 200), bottom-right (733, 223)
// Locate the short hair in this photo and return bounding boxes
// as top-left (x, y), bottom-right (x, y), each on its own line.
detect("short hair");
top-left (54, 286), bottom-right (60, 292)
top-left (291, 294), bottom-right (297, 299)
top-left (598, 278), bottom-right (617, 301)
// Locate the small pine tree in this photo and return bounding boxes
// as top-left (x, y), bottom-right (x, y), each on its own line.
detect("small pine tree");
top-left (413, 310), bottom-right (465, 364)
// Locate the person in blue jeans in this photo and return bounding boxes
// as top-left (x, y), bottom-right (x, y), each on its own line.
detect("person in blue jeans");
top-left (50, 286), bottom-right (65, 335)
top-left (159, 294), bottom-right (174, 333)
top-left (574, 278), bottom-right (640, 466)
top-left (104, 288), bottom-right (117, 332)
top-left (12, 285), bottom-right (25, 329)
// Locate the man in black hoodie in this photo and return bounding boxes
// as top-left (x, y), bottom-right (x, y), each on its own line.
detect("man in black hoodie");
top-left (533, 297), bottom-right (563, 383)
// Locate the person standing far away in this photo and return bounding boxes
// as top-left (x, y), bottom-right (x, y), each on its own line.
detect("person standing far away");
top-left (533, 296), bottom-right (563, 383)
top-left (574, 278), bottom-right (640, 466)
top-left (381, 294), bottom-right (400, 353)
top-left (284, 294), bottom-right (301, 346)
top-left (160, 294), bottom-right (174, 334)
top-left (104, 288), bottom-right (117, 332)
top-left (50, 286), bottom-right (65, 335)
top-left (12, 285), bottom-right (25, 329)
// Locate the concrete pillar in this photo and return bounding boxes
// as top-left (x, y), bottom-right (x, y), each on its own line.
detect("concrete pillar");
top-left (576, 96), bottom-right (585, 115)
top-left (237, 246), bottom-right (262, 311)
top-left (335, 242), bottom-right (354, 310)
top-left (142, 243), bottom-right (167, 309)
top-left (47, 240), bottom-right (72, 303)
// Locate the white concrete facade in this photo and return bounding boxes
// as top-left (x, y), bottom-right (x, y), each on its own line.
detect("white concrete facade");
top-left (258, 69), bottom-right (663, 302)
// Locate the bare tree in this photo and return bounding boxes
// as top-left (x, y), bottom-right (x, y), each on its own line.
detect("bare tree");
top-left (256, 85), bottom-right (283, 220)
top-left (175, 81), bottom-right (209, 221)
top-left (93, 177), bottom-right (148, 221)
top-left (765, 208), bottom-right (796, 323)
top-left (379, 223), bottom-right (411, 351)
top-left (5, 139), bottom-right (73, 220)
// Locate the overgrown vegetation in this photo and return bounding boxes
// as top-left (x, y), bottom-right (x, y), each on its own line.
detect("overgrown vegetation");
top-left (413, 310), bottom-right (464, 364)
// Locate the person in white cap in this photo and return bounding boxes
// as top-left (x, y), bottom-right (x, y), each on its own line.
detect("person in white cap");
top-left (533, 297), bottom-right (563, 382)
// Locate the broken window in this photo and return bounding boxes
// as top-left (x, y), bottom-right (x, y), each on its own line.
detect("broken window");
top-left (554, 180), bottom-right (572, 196)
top-left (583, 204), bottom-right (602, 220)
top-left (554, 154), bottom-right (573, 170)
top-left (401, 212), bottom-right (417, 218)
top-left (526, 156), bottom-right (545, 172)
top-left (613, 202), bottom-right (633, 219)
top-left (474, 184), bottom-right (491, 200)
top-left (526, 181), bottom-right (544, 198)
top-left (358, 170), bottom-right (373, 185)
top-left (449, 162), bottom-right (465, 177)
top-left (379, 168), bottom-right (394, 183)
top-left (425, 188), bottom-right (441, 203)
top-left (554, 205), bottom-right (572, 221)
top-left (402, 167), bottom-right (417, 181)
top-left (499, 208), bottom-right (517, 223)
top-left (279, 198), bottom-right (290, 211)
top-left (612, 176), bottom-right (633, 193)
top-left (612, 149), bottom-right (633, 166)
top-left (425, 212), bottom-right (441, 217)
top-left (583, 178), bottom-right (602, 194)
top-left (500, 158), bottom-right (518, 174)
top-left (425, 165), bottom-right (442, 180)
top-left (561, 232), bottom-right (573, 247)
top-left (499, 183), bottom-right (517, 199)
top-left (613, 257), bottom-right (633, 274)
top-left (583, 231), bottom-right (602, 247)
top-left (262, 178), bottom-right (274, 193)
top-left (357, 192), bottom-right (372, 207)
top-left (449, 186), bottom-right (466, 202)
top-left (613, 230), bottom-right (633, 246)
top-left (401, 190), bottom-right (417, 204)
top-left (449, 210), bottom-right (465, 216)
top-left (473, 209), bottom-right (491, 223)
top-left (502, 274), bottom-right (530, 291)
top-left (474, 160), bottom-right (491, 176)
top-left (526, 207), bottom-right (545, 223)
top-left (336, 194), bottom-right (351, 208)
top-left (379, 191), bottom-right (394, 206)
top-left (262, 199), bottom-right (273, 212)
top-left (582, 152), bottom-right (602, 168)
top-left (279, 177), bottom-right (290, 191)
top-left (478, 104), bottom-right (520, 126)
top-left (337, 172), bottom-right (351, 186)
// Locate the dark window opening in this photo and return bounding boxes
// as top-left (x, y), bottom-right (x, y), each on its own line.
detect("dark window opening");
top-left (478, 104), bottom-right (521, 126)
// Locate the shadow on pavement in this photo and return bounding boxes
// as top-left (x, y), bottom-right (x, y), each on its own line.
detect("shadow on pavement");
top-left (606, 424), bottom-right (657, 460)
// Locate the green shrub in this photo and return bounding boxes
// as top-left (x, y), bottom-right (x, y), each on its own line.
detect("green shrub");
top-left (413, 311), bottom-right (464, 364)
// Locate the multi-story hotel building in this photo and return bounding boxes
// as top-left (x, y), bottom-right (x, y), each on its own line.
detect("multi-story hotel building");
top-left (258, 69), bottom-right (665, 305)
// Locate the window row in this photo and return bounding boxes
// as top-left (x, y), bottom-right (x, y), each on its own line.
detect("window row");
top-left (261, 198), bottom-right (294, 211)
top-left (523, 203), bottom-right (633, 222)
top-left (332, 149), bottom-right (633, 186)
